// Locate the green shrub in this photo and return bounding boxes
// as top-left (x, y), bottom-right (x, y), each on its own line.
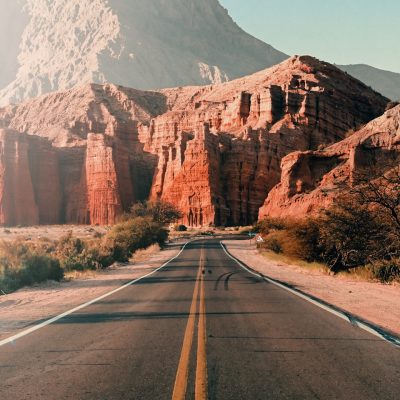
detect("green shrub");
top-left (105, 216), bottom-right (168, 262)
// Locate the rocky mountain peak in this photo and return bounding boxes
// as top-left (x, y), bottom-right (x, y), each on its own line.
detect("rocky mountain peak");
top-left (0, 0), bottom-right (287, 106)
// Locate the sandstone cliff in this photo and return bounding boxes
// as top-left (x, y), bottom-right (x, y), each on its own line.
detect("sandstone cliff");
top-left (259, 104), bottom-right (400, 219)
top-left (0, 129), bottom-right (60, 226)
top-left (0, 56), bottom-right (390, 226)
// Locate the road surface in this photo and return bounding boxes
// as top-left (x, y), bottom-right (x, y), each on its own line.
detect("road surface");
top-left (0, 239), bottom-right (399, 399)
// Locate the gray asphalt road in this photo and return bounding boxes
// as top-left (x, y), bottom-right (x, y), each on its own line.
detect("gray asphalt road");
top-left (0, 239), bottom-right (399, 400)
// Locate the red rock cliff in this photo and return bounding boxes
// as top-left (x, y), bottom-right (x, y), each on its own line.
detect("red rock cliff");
top-left (259, 104), bottom-right (400, 219)
top-left (0, 57), bottom-right (390, 226)
top-left (0, 129), bottom-right (60, 226)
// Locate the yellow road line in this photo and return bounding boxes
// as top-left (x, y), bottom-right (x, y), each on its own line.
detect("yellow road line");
top-left (172, 254), bottom-right (202, 400)
top-left (195, 246), bottom-right (208, 400)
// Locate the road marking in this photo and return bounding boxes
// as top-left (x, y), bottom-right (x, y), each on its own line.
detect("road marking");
top-left (195, 246), bottom-right (208, 400)
top-left (0, 241), bottom-right (193, 348)
top-left (172, 261), bottom-right (202, 400)
top-left (220, 241), bottom-right (400, 348)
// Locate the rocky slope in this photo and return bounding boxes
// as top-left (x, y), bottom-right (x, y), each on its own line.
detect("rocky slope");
top-left (0, 0), bottom-right (287, 106)
top-left (0, 0), bottom-right (399, 107)
top-left (0, 56), bottom-right (389, 226)
top-left (259, 104), bottom-right (400, 219)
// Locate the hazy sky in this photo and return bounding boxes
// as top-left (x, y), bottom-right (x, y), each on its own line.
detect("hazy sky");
top-left (219, 0), bottom-right (400, 73)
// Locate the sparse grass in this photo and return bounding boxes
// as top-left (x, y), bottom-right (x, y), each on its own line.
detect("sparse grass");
top-left (130, 244), bottom-right (161, 264)
top-left (64, 269), bottom-right (98, 281)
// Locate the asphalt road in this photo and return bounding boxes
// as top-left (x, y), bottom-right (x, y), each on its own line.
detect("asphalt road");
top-left (0, 239), bottom-right (399, 400)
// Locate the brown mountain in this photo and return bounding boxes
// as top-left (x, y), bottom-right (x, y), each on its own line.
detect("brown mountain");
top-left (0, 56), bottom-right (389, 227)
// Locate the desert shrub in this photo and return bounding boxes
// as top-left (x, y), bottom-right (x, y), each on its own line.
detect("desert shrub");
top-left (369, 259), bottom-right (400, 283)
top-left (281, 218), bottom-right (322, 262)
top-left (257, 217), bottom-right (322, 261)
top-left (56, 233), bottom-right (90, 271)
top-left (0, 241), bottom-right (63, 293)
top-left (263, 231), bottom-right (284, 254)
top-left (55, 233), bottom-right (113, 271)
top-left (259, 194), bottom-right (399, 276)
top-left (318, 197), bottom-right (395, 272)
top-left (105, 216), bottom-right (168, 262)
top-left (174, 224), bottom-right (188, 232)
top-left (130, 200), bottom-right (182, 225)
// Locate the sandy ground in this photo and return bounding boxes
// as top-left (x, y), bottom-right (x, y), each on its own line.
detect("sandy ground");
top-left (0, 225), bottom-right (109, 242)
top-left (224, 240), bottom-right (400, 337)
top-left (0, 242), bottom-right (185, 341)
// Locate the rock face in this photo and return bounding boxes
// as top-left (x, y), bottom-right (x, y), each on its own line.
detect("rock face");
top-left (259, 104), bottom-right (400, 219)
top-left (0, 56), bottom-right (390, 226)
top-left (0, 0), bottom-right (287, 106)
top-left (0, 129), bottom-right (60, 226)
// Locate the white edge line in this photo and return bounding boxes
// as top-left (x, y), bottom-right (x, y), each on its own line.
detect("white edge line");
top-left (0, 240), bottom-right (193, 348)
top-left (220, 241), bottom-right (400, 348)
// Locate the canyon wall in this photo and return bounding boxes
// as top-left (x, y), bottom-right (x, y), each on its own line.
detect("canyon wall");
top-left (0, 56), bottom-right (390, 226)
top-left (0, 129), bottom-right (60, 226)
top-left (259, 104), bottom-right (400, 219)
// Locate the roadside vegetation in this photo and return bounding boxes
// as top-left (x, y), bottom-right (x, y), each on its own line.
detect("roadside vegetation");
top-left (256, 164), bottom-right (400, 283)
top-left (0, 201), bottom-right (181, 294)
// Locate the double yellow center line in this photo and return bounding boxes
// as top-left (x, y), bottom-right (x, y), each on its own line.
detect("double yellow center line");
top-left (172, 245), bottom-right (208, 400)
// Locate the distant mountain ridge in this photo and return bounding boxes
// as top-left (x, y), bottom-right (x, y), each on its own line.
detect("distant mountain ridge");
top-left (0, 0), bottom-right (398, 105)
top-left (337, 64), bottom-right (400, 101)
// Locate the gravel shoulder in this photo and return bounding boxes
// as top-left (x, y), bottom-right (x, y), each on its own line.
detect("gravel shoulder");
top-left (224, 239), bottom-right (400, 337)
top-left (0, 242), bottom-right (185, 341)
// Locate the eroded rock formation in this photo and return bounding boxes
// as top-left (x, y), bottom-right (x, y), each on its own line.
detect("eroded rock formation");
top-left (0, 56), bottom-right (390, 226)
top-left (259, 104), bottom-right (400, 219)
top-left (0, 129), bottom-right (60, 226)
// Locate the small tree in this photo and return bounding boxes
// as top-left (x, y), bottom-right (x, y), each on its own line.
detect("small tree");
top-left (351, 161), bottom-right (400, 237)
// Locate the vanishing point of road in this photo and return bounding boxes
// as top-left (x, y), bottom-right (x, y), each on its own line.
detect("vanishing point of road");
top-left (0, 239), bottom-right (399, 399)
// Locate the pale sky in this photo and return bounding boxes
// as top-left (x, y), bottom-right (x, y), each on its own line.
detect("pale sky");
top-left (219, 0), bottom-right (400, 73)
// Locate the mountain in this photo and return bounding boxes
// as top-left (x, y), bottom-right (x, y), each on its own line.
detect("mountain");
top-left (0, 56), bottom-right (389, 227)
top-left (0, 0), bottom-right (287, 106)
top-left (259, 104), bottom-right (400, 219)
top-left (1, 0), bottom-right (399, 107)
top-left (338, 64), bottom-right (400, 101)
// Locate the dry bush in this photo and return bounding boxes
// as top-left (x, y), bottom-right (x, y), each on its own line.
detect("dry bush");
top-left (105, 216), bottom-right (168, 262)
top-left (0, 240), bottom-right (63, 293)
top-left (130, 200), bottom-right (182, 225)
top-left (257, 193), bottom-right (400, 282)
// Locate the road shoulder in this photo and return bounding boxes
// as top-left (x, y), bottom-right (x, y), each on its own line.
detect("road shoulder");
top-left (0, 242), bottom-right (184, 341)
top-left (223, 239), bottom-right (400, 338)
